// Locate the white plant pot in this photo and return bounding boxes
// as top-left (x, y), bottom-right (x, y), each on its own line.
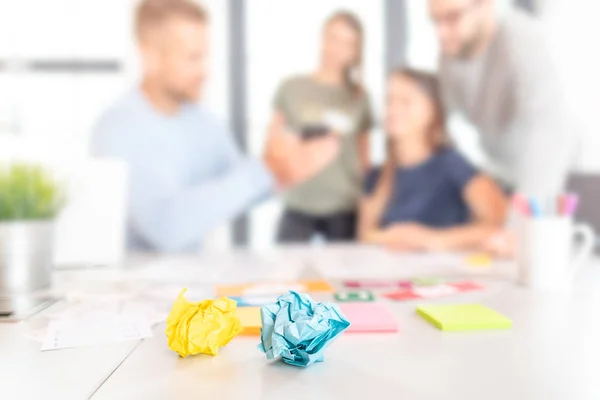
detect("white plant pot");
top-left (0, 221), bottom-right (54, 295)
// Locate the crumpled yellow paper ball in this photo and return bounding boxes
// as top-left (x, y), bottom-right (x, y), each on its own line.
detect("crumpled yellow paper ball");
top-left (165, 289), bottom-right (242, 357)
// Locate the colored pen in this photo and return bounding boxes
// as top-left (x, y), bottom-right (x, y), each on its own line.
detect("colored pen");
top-left (563, 194), bottom-right (580, 217)
top-left (557, 194), bottom-right (567, 216)
top-left (529, 199), bottom-right (542, 218)
top-left (512, 194), bottom-right (531, 216)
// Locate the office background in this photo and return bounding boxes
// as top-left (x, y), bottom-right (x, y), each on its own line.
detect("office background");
top-left (0, 0), bottom-right (598, 254)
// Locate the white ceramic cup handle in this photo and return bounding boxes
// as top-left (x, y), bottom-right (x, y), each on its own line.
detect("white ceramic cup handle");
top-left (569, 223), bottom-right (596, 276)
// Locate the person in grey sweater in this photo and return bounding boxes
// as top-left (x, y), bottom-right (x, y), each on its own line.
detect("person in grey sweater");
top-left (430, 0), bottom-right (576, 198)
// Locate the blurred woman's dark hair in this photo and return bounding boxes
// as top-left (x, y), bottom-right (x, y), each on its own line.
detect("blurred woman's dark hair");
top-left (324, 11), bottom-right (365, 97)
top-left (390, 67), bottom-right (448, 150)
top-left (381, 68), bottom-right (450, 181)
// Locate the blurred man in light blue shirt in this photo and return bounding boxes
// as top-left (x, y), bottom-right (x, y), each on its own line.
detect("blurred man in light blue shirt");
top-left (92, 0), bottom-right (339, 253)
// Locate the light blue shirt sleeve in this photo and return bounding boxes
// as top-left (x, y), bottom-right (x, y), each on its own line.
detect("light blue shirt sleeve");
top-left (92, 106), bottom-right (274, 253)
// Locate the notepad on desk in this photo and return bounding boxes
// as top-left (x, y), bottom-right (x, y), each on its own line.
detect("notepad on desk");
top-left (417, 304), bottom-right (512, 332)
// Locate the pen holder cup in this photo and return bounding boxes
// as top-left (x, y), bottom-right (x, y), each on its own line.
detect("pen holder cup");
top-left (516, 216), bottom-right (595, 292)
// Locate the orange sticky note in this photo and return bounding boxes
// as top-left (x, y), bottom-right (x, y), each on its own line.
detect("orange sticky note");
top-left (216, 280), bottom-right (334, 297)
top-left (236, 307), bottom-right (262, 336)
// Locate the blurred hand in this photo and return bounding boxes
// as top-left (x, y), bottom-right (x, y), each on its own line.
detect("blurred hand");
top-left (263, 114), bottom-right (339, 189)
top-left (366, 223), bottom-right (442, 252)
top-left (482, 229), bottom-right (515, 259)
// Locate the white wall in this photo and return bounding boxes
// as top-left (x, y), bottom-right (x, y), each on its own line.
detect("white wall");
top-left (0, 0), bottom-right (230, 157)
top-left (0, 0), bottom-right (233, 254)
top-left (0, 0), bottom-right (136, 157)
top-left (536, 0), bottom-right (600, 172)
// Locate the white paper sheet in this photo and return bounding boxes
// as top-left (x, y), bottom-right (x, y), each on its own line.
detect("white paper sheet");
top-left (40, 314), bottom-right (153, 351)
top-left (311, 248), bottom-right (465, 279)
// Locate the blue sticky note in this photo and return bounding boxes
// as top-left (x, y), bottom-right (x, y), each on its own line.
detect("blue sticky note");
top-left (257, 291), bottom-right (350, 367)
top-left (228, 295), bottom-right (278, 307)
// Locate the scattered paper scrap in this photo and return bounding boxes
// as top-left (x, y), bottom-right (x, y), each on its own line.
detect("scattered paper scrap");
top-left (334, 290), bottom-right (374, 302)
top-left (258, 291), bottom-right (350, 367)
top-left (413, 284), bottom-right (460, 298)
top-left (165, 289), bottom-right (241, 357)
top-left (41, 314), bottom-right (152, 351)
top-left (383, 281), bottom-right (484, 301)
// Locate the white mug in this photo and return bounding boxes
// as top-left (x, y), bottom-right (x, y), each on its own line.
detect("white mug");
top-left (516, 216), bottom-right (595, 292)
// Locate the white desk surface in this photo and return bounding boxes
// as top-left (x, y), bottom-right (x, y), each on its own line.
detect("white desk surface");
top-left (0, 323), bottom-right (140, 400)
top-left (2, 245), bottom-right (600, 400)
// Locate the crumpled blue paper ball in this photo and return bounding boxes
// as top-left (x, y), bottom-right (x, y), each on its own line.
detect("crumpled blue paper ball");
top-left (257, 291), bottom-right (350, 367)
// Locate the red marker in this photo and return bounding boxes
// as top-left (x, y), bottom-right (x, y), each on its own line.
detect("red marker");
top-left (557, 195), bottom-right (567, 215)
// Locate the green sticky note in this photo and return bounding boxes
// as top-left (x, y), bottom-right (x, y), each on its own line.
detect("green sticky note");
top-left (335, 291), bottom-right (374, 302)
top-left (416, 304), bottom-right (512, 332)
top-left (412, 277), bottom-right (444, 286)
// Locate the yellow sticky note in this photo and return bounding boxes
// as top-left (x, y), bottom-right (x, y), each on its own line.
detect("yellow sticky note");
top-left (466, 253), bottom-right (493, 268)
top-left (236, 307), bottom-right (262, 336)
top-left (165, 289), bottom-right (241, 357)
top-left (417, 304), bottom-right (512, 332)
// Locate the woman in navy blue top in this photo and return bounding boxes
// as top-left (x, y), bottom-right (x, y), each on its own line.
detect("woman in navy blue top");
top-left (359, 68), bottom-right (508, 251)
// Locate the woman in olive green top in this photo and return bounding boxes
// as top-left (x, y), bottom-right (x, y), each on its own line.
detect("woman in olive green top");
top-left (272, 11), bottom-right (373, 243)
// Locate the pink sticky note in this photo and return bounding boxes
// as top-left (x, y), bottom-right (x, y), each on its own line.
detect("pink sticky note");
top-left (339, 302), bottom-right (399, 333)
top-left (383, 281), bottom-right (484, 302)
top-left (451, 282), bottom-right (484, 291)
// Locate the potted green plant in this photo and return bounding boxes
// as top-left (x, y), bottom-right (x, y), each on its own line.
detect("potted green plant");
top-left (0, 164), bottom-right (65, 294)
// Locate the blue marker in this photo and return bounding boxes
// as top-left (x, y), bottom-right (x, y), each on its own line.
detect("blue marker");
top-left (529, 199), bottom-right (542, 217)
